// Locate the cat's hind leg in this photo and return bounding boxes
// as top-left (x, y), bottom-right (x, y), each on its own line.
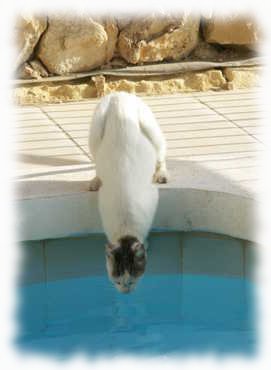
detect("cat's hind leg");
top-left (88, 95), bottom-right (111, 191)
top-left (89, 94), bottom-right (112, 161)
top-left (152, 161), bottom-right (169, 184)
top-left (137, 97), bottom-right (169, 184)
top-left (89, 176), bottom-right (102, 191)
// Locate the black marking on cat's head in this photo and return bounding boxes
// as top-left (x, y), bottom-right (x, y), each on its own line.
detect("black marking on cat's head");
top-left (106, 235), bottom-right (146, 278)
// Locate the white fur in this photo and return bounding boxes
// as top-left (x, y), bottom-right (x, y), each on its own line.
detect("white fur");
top-left (89, 92), bottom-right (167, 245)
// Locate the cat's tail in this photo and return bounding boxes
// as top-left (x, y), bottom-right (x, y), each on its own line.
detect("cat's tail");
top-left (106, 92), bottom-right (134, 118)
top-left (103, 92), bottom-right (140, 140)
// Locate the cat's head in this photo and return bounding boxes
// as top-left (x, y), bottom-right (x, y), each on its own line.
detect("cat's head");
top-left (105, 235), bottom-right (147, 293)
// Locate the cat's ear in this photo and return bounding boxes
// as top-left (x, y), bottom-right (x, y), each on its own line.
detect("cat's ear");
top-left (105, 243), bottom-right (116, 257)
top-left (132, 242), bottom-right (145, 258)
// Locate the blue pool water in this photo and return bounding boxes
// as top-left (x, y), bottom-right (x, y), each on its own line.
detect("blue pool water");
top-left (16, 273), bottom-right (255, 357)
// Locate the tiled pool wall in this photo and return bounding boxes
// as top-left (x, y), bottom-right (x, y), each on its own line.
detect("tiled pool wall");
top-left (17, 231), bottom-right (256, 355)
top-left (19, 231), bottom-right (256, 285)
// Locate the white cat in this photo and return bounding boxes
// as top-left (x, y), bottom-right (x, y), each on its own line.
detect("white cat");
top-left (88, 92), bottom-right (168, 293)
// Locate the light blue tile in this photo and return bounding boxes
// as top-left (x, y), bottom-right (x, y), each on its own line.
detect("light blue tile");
top-left (44, 274), bottom-right (183, 336)
top-left (19, 241), bottom-right (45, 285)
top-left (45, 276), bottom-right (115, 333)
top-left (17, 283), bottom-right (47, 340)
top-left (182, 233), bottom-right (243, 277)
top-left (245, 242), bottom-right (257, 280)
top-left (146, 232), bottom-right (182, 274)
top-left (181, 274), bottom-right (252, 331)
top-left (133, 275), bottom-right (183, 324)
top-left (45, 234), bottom-right (107, 281)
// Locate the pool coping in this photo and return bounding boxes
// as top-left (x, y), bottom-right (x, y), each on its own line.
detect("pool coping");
top-left (17, 186), bottom-right (257, 243)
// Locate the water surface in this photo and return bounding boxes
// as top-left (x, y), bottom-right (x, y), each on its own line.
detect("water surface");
top-left (17, 272), bottom-right (255, 357)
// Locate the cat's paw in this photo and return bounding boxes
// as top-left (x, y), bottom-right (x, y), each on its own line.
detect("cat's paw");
top-left (153, 169), bottom-right (169, 184)
top-left (89, 177), bottom-right (102, 191)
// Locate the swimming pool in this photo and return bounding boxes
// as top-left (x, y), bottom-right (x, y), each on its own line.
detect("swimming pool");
top-left (16, 231), bottom-right (256, 357)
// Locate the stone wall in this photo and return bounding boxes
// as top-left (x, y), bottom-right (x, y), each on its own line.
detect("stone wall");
top-left (15, 13), bottom-right (261, 80)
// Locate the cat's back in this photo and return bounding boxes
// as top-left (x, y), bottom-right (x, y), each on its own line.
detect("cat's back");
top-left (98, 92), bottom-right (140, 147)
top-left (96, 92), bottom-right (156, 183)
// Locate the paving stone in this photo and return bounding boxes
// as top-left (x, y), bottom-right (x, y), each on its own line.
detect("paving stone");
top-left (15, 89), bottom-right (263, 202)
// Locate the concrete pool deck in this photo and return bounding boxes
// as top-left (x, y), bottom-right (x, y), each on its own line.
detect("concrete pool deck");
top-left (15, 88), bottom-right (265, 242)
